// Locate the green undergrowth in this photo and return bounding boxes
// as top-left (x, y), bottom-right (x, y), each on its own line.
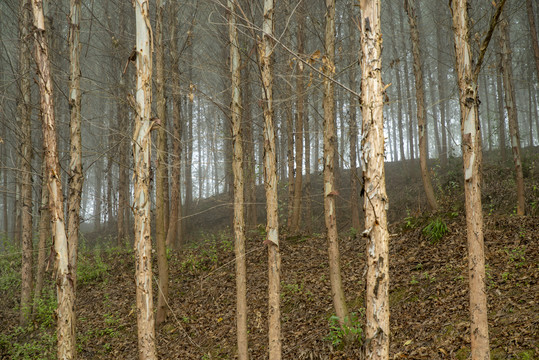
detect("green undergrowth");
top-left (326, 310), bottom-right (364, 349)
top-left (0, 287), bottom-right (57, 360)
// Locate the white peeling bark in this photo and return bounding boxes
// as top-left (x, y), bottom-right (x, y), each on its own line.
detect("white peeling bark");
top-left (359, 0), bottom-right (390, 358)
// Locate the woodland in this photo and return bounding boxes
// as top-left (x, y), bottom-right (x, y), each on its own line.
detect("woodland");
top-left (0, 0), bottom-right (538, 359)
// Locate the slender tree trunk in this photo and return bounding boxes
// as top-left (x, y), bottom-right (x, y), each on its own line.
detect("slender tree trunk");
top-left (185, 54), bottom-right (194, 221)
top-left (2, 152), bottom-right (7, 236)
top-left (314, 101), bottom-right (320, 172)
top-left (399, 7), bottom-right (415, 162)
top-left (242, 59), bottom-right (257, 229)
top-left (496, 54), bottom-right (507, 161)
top-left (349, 3), bottom-right (360, 231)
top-left (259, 1), bottom-right (281, 357)
top-left (133, 1), bottom-right (157, 358)
top-left (290, 2), bottom-right (305, 234)
top-left (529, 80), bottom-right (537, 146)
top-left (388, 4), bottom-right (405, 164)
top-left (304, 98), bottom-right (312, 232)
top-left (166, 0), bottom-right (183, 250)
top-left (155, 0), bottom-right (169, 326)
top-left (481, 73), bottom-right (492, 151)
top-left (18, 0), bottom-right (33, 326)
top-left (359, 1), bottom-right (390, 358)
top-left (116, 1), bottom-right (129, 246)
top-left (106, 154), bottom-right (113, 225)
top-left (435, 21), bottom-right (449, 166)
top-left (526, 0), bottom-right (539, 85)
top-left (405, 0), bottom-right (438, 212)
top-left (117, 78), bottom-right (129, 245)
top-left (228, 3), bottom-right (248, 357)
top-left (499, 14), bottom-right (525, 215)
top-left (450, 0), bottom-right (506, 357)
top-left (323, 0), bottom-right (349, 328)
top-left (527, 75), bottom-right (534, 147)
top-left (286, 86), bottom-right (294, 229)
top-left (67, 0), bottom-right (82, 296)
top-left (31, 0), bottom-right (76, 356)
top-left (14, 160), bottom-right (21, 246)
top-left (94, 161), bottom-right (102, 230)
top-left (33, 159), bottom-right (49, 316)
top-left (426, 63), bottom-right (442, 159)
top-left (533, 85), bottom-right (539, 145)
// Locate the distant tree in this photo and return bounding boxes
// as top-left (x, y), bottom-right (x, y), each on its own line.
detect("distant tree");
top-left (31, 0), bottom-right (76, 356)
top-left (435, 6), bottom-right (450, 167)
top-left (405, 0), bottom-right (438, 212)
top-left (526, 0), bottom-right (539, 85)
top-left (495, 53), bottom-right (508, 161)
top-left (387, 3), bottom-right (406, 165)
top-left (498, 12), bottom-right (525, 215)
top-left (450, 0), bottom-right (506, 358)
top-left (258, 0), bottom-right (282, 357)
top-left (359, 0), bottom-right (390, 358)
top-left (132, 0), bottom-right (157, 358)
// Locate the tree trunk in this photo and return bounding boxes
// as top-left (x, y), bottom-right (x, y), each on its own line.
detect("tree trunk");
top-left (348, 3), bottom-right (360, 231)
top-left (290, 2), bottom-right (305, 234)
top-left (133, 1), bottom-right (157, 358)
top-left (426, 63), bottom-right (442, 160)
top-left (359, 1), bottom-right (390, 358)
top-left (499, 14), bottom-right (525, 215)
top-left (2, 150), bottom-right (7, 236)
top-left (399, 7), bottom-right (415, 162)
top-left (496, 53), bottom-right (507, 161)
top-left (166, 0), bottom-right (183, 250)
top-left (184, 36), bottom-right (195, 235)
top-left (533, 84), bottom-right (539, 145)
top-left (31, 0), bottom-right (76, 356)
top-left (450, 0), bottom-right (506, 357)
top-left (242, 57), bottom-right (257, 229)
top-left (14, 159), bottom-right (21, 246)
top-left (259, 0), bottom-right (281, 357)
top-left (304, 96), bottom-right (312, 232)
top-left (228, 2), bottom-right (248, 357)
top-left (529, 80), bottom-right (537, 146)
top-left (116, 1), bottom-right (129, 246)
top-left (33, 158), bottom-right (50, 317)
top-left (481, 73), bottom-right (492, 151)
top-left (323, 0), bottom-right (349, 328)
top-left (286, 86), bottom-right (294, 229)
top-left (405, 0), bottom-right (438, 212)
top-left (67, 0), bottom-right (83, 295)
top-left (526, 0), bottom-right (539, 85)
top-left (94, 160), bottom-right (102, 230)
top-left (435, 20), bottom-right (449, 167)
top-left (527, 74), bottom-right (534, 147)
top-left (18, 0), bottom-right (33, 326)
top-left (388, 3), bottom-right (405, 165)
top-left (117, 77), bottom-right (129, 245)
top-left (155, 0), bottom-right (169, 326)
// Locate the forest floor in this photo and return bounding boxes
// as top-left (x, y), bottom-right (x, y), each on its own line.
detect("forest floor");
top-left (1, 153), bottom-right (538, 359)
top-left (1, 213), bottom-right (537, 359)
